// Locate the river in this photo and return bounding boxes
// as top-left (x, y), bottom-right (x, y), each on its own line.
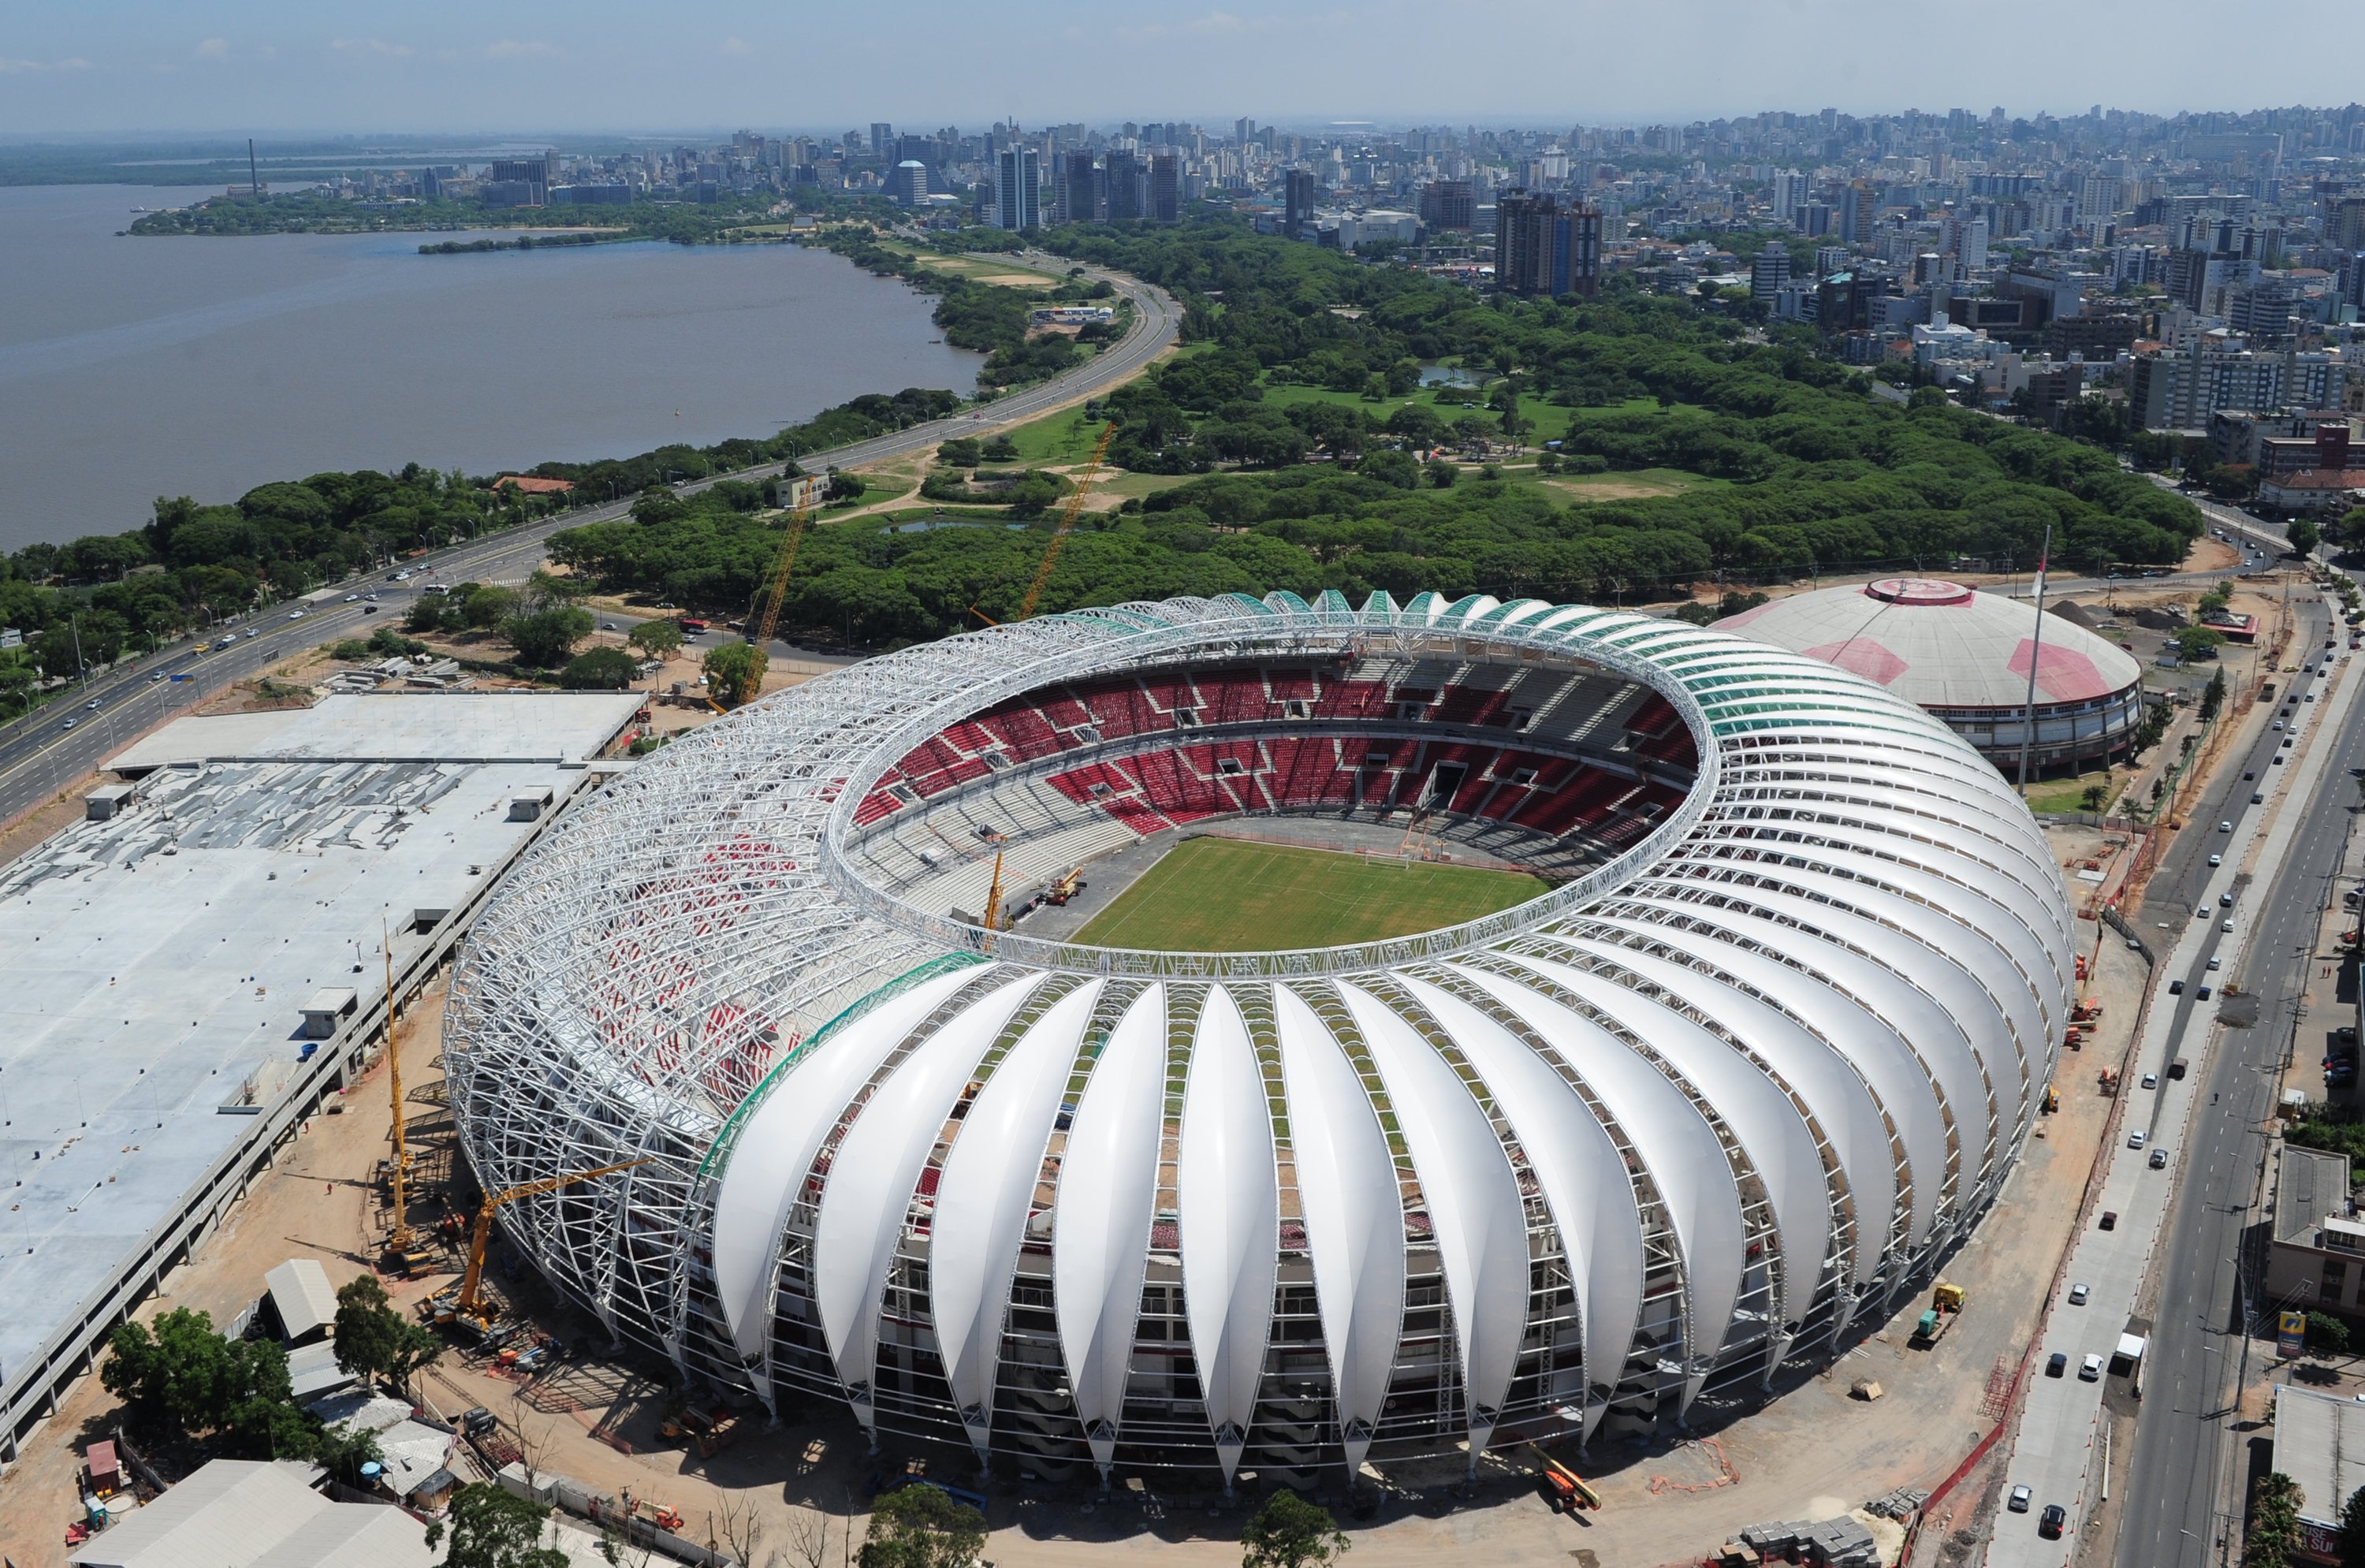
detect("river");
top-left (0, 184), bottom-right (981, 553)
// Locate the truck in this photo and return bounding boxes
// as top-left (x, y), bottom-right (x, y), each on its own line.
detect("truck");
top-left (1912, 1282), bottom-right (1966, 1345)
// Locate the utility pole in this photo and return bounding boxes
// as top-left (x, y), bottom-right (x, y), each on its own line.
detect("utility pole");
top-left (2017, 525), bottom-right (2054, 797)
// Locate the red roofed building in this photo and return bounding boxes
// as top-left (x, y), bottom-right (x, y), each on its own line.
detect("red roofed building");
top-left (494, 475), bottom-right (576, 495)
top-left (2257, 468), bottom-right (2365, 513)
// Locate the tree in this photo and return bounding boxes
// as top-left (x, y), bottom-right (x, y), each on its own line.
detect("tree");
top-left (979, 434), bottom-right (1019, 462)
top-left (627, 620), bottom-right (684, 662)
top-left (858, 1484), bottom-right (986, 1568)
top-left (703, 642), bottom-right (768, 708)
top-left (2248, 1471), bottom-right (2304, 1568)
top-left (315, 1422), bottom-right (385, 1489)
top-left (2309, 1311), bottom-right (2352, 1355)
top-left (426, 1483), bottom-right (570, 1568)
top-left (2080, 783), bottom-right (2108, 813)
top-left (2201, 666), bottom-right (2228, 721)
top-left (560, 647), bottom-right (639, 690)
top-left (1242, 1490), bottom-right (1351, 1568)
top-left (2289, 519), bottom-right (2322, 557)
top-left (2173, 625), bottom-right (2228, 662)
top-left (333, 1275), bottom-right (440, 1399)
top-left (1425, 458), bottom-right (1458, 489)
top-left (102, 1306), bottom-right (316, 1456)
top-left (503, 605), bottom-right (595, 668)
top-left (2336, 1484), bottom-right (2365, 1568)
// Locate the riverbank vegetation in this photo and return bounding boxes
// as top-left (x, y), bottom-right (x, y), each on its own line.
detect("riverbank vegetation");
top-left (130, 189), bottom-right (780, 243)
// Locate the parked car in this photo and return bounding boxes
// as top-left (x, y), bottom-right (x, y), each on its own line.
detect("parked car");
top-left (2009, 1484), bottom-right (2033, 1512)
top-left (2079, 1354), bottom-right (2103, 1381)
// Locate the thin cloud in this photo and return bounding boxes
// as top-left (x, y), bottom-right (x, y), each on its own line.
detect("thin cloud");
top-left (330, 38), bottom-right (414, 59)
top-left (484, 39), bottom-right (560, 60)
top-left (721, 37), bottom-right (754, 57)
top-left (193, 38), bottom-right (229, 62)
top-left (0, 55), bottom-right (91, 73)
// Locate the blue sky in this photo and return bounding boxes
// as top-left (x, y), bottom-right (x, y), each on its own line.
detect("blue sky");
top-left (2, 1), bottom-right (2356, 136)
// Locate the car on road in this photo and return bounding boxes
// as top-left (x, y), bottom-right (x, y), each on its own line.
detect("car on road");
top-left (2207, 956), bottom-right (2222, 970)
top-left (2046, 1352), bottom-right (2068, 1377)
top-left (2143, 1071), bottom-right (2160, 1087)
top-left (2100, 1209), bottom-right (2117, 1229)
top-left (2198, 985), bottom-right (2213, 1000)
top-left (2196, 905), bottom-right (2211, 918)
top-left (2068, 1283), bottom-right (2089, 1305)
top-left (84, 698), bottom-right (99, 710)
top-left (2254, 792), bottom-right (2266, 803)
top-left (2223, 918), bottom-right (2236, 932)
top-left (2221, 819), bottom-right (2233, 832)
top-left (2129, 1129), bottom-right (2148, 1149)
top-left (2079, 1354), bottom-right (2103, 1382)
top-left (2040, 1502), bottom-right (2068, 1536)
top-left (288, 609), bottom-right (305, 620)
top-left (149, 672), bottom-right (166, 683)
top-left (2208, 855), bottom-right (2222, 866)
top-left (2274, 720), bottom-right (2285, 730)
top-left (61, 717), bottom-right (76, 731)
top-left (2168, 980), bottom-right (2184, 996)
top-left (2149, 1148), bottom-right (2169, 1169)
top-left (2009, 1484), bottom-right (2032, 1512)
top-left (601, 621), bottom-right (618, 631)
top-left (343, 593), bottom-right (360, 602)
top-left (362, 606), bottom-right (377, 615)
top-left (2221, 892), bottom-right (2234, 907)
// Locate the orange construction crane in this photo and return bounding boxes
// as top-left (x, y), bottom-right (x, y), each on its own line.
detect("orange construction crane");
top-left (455, 1159), bottom-right (650, 1322)
top-left (747, 500), bottom-right (814, 648)
top-left (383, 921), bottom-right (413, 1257)
top-left (1013, 423), bottom-right (1117, 623)
top-left (980, 847), bottom-right (1008, 932)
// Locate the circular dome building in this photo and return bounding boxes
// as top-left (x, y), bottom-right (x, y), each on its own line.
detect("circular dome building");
top-left (1717, 579), bottom-right (2144, 773)
top-left (445, 590), bottom-right (2071, 1488)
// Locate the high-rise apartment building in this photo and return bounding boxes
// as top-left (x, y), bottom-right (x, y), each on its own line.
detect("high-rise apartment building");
top-left (994, 144), bottom-right (1041, 231)
top-left (1060, 151), bottom-right (1099, 223)
top-left (1103, 151), bottom-right (1142, 222)
top-left (1284, 169), bottom-right (1317, 240)
top-left (1418, 179), bottom-right (1475, 231)
top-left (1494, 189), bottom-right (1601, 298)
top-left (2329, 199), bottom-right (2365, 253)
top-left (1768, 169), bottom-right (1807, 224)
top-left (869, 123), bottom-right (894, 158)
top-left (1149, 155), bottom-right (1180, 222)
top-left (1751, 248), bottom-right (1792, 309)
top-left (886, 160), bottom-right (929, 208)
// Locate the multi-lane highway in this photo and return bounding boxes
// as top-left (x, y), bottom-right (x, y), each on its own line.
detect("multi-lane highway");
top-left (0, 255), bottom-right (1177, 828)
top-left (1983, 554), bottom-right (2354, 1565)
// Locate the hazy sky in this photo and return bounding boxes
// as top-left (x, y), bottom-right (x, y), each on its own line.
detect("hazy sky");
top-left (3, 0), bottom-right (2358, 136)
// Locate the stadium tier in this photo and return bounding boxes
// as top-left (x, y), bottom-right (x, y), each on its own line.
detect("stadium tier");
top-left (447, 590), bottom-right (2072, 1489)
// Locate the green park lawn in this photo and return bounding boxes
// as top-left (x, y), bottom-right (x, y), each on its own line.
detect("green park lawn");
top-left (1074, 836), bottom-right (1548, 952)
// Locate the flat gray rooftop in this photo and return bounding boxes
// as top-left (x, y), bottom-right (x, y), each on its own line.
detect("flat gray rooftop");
top-left (2276, 1381), bottom-right (2365, 1529)
top-left (2, 694), bottom-right (637, 1435)
top-left (107, 691), bottom-right (643, 772)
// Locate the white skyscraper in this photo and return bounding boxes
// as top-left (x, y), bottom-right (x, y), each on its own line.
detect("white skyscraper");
top-left (1769, 169), bottom-right (1806, 224)
top-left (995, 143), bottom-right (1041, 231)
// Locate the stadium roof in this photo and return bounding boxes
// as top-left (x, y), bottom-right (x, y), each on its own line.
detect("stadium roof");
top-left (1719, 578), bottom-right (2143, 711)
top-left (448, 590), bottom-right (2072, 1482)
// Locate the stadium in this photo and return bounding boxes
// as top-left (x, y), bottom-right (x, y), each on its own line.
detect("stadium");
top-left (445, 590), bottom-right (2073, 1488)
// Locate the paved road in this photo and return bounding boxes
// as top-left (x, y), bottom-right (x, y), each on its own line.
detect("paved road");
top-left (2114, 579), bottom-right (2361, 1568)
top-left (1983, 574), bottom-right (2360, 1566)
top-left (0, 255), bottom-right (1178, 826)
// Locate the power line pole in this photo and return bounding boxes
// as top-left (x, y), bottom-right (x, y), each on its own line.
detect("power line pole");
top-left (2017, 524), bottom-right (2054, 797)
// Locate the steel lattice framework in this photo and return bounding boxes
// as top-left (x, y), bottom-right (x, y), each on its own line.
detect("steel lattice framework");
top-left (445, 590), bottom-right (2073, 1484)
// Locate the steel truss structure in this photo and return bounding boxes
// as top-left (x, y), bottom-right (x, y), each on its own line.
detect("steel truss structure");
top-left (446, 590), bottom-right (2072, 1486)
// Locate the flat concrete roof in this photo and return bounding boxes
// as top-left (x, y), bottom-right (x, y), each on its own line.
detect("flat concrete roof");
top-left (2277, 1145), bottom-right (2352, 1246)
top-left (108, 691), bottom-right (641, 773)
top-left (2, 695), bottom-right (636, 1425)
top-left (2276, 1381), bottom-right (2365, 1529)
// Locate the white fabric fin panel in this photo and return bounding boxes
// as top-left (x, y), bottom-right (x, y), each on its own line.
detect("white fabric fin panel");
top-left (1052, 985), bottom-right (1169, 1470)
top-left (1178, 985), bottom-right (1278, 1480)
top-left (1644, 929), bottom-right (1947, 1249)
top-left (710, 963), bottom-right (988, 1361)
top-left (1520, 942), bottom-right (1831, 1332)
top-left (1335, 982), bottom-right (1528, 1455)
top-left (933, 980), bottom-right (1106, 1451)
top-left (1455, 961), bottom-right (1745, 1395)
top-left (1399, 972), bottom-right (1642, 1436)
top-left (812, 971), bottom-right (1043, 1412)
top-left (1272, 984), bottom-right (1405, 1476)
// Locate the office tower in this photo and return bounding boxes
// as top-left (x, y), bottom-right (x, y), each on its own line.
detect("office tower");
top-left (1284, 169), bottom-right (1317, 240)
top-left (2330, 198), bottom-right (2365, 253)
top-left (870, 123), bottom-right (894, 157)
top-left (887, 160), bottom-right (929, 208)
top-left (994, 144), bottom-right (1041, 231)
top-left (1837, 182), bottom-right (1875, 244)
top-left (1104, 151), bottom-right (1142, 222)
top-left (1796, 202), bottom-right (1833, 237)
top-left (1418, 179), bottom-right (1475, 231)
top-left (1060, 151), bottom-right (1099, 223)
top-left (1769, 169), bottom-right (1806, 223)
top-left (1751, 248), bottom-right (1791, 308)
top-left (1493, 189), bottom-right (1601, 297)
top-left (1235, 117), bottom-right (1256, 146)
top-left (1149, 155), bottom-right (1180, 222)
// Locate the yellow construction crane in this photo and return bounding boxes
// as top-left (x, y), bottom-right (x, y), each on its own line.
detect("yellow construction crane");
top-left (382, 922), bottom-right (413, 1257)
top-left (454, 1158), bottom-right (650, 1322)
top-left (747, 498), bottom-right (814, 648)
top-left (1012, 423), bottom-right (1117, 624)
top-left (980, 847), bottom-right (1008, 932)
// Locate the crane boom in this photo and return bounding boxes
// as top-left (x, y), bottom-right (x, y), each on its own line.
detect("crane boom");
top-left (1013, 423), bottom-right (1116, 623)
top-left (748, 498), bottom-right (814, 647)
top-left (457, 1158), bottom-right (650, 1318)
top-left (980, 847), bottom-right (1007, 933)
top-left (384, 922), bottom-right (411, 1255)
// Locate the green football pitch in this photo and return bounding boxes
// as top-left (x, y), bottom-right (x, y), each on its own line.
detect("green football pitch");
top-left (1073, 836), bottom-right (1550, 952)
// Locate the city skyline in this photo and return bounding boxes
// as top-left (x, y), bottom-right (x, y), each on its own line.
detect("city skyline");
top-left (3, 0), bottom-right (2361, 135)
